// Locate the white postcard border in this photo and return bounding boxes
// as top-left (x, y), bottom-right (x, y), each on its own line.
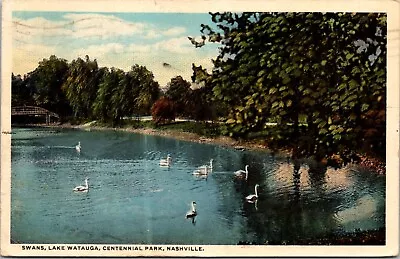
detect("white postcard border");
top-left (1, 0), bottom-right (399, 257)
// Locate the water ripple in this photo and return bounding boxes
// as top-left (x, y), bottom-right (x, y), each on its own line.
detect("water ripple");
top-left (10, 127), bottom-right (386, 244)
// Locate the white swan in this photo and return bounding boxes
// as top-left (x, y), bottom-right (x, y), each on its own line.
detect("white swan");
top-left (234, 165), bottom-right (249, 180)
top-left (206, 159), bottom-right (213, 171)
top-left (75, 141), bottom-right (81, 153)
top-left (246, 184), bottom-right (259, 203)
top-left (160, 154), bottom-right (172, 167)
top-left (73, 178), bottom-right (89, 193)
top-left (192, 159), bottom-right (213, 176)
top-left (192, 166), bottom-right (208, 176)
top-left (185, 201), bottom-right (197, 218)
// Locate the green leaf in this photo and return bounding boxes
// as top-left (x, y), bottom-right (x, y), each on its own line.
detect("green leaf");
top-left (318, 121), bottom-right (327, 128)
top-left (269, 88), bottom-right (277, 94)
top-left (237, 106), bottom-right (245, 112)
top-left (333, 134), bottom-right (342, 141)
top-left (319, 128), bottom-right (328, 135)
top-left (282, 76), bottom-right (291, 84)
top-left (257, 70), bottom-right (266, 77)
top-left (361, 103), bottom-right (369, 112)
top-left (346, 53), bottom-right (354, 60)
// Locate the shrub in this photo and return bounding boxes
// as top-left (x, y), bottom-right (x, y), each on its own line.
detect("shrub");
top-left (151, 97), bottom-right (175, 125)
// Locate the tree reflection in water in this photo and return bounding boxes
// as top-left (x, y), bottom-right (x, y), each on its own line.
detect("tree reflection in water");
top-left (237, 156), bottom-right (359, 244)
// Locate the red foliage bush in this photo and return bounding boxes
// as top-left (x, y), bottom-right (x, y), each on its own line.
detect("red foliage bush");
top-left (151, 97), bottom-right (175, 125)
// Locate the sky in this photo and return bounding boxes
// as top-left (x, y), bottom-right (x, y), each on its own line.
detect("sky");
top-left (12, 11), bottom-right (220, 87)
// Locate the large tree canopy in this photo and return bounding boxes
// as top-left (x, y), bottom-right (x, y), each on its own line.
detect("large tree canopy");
top-left (24, 55), bottom-right (70, 116)
top-left (11, 73), bottom-right (34, 107)
top-left (165, 76), bottom-right (192, 117)
top-left (13, 55), bottom-right (161, 125)
top-left (62, 55), bottom-right (102, 119)
top-left (93, 64), bottom-right (160, 125)
top-left (128, 64), bottom-right (160, 116)
top-left (92, 67), bottom-right (124, 124)
top-left (192, 12), bottom-right (386, 160)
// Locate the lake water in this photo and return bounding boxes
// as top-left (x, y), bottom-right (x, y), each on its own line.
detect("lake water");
top-left (10, 127), bottom-right (385, 244)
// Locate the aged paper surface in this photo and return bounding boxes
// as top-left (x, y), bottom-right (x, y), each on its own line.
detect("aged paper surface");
top-left (1, 0), bottom-right (399, 257)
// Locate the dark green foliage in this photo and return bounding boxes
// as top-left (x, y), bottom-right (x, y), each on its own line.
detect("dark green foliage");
top-left (92, 65), bottom-right (160, 126)
top-left (24, 55), bottom-right (71, 117)
top-left (12, 55), bottom-right (160, 127)
top-left (191, 64), bottom-right (229, 120)
top-left (11, 73), bottom-right (34, 106)
top-left (186, 86), bottom-right (217, 122)
top-left (62, 55), bottom-right (102, 119)
top-left (130, 65), bottom-right (160, 116)
top-left (92, 67), bottom-right (125, 124)
top-left (164, 75), bottom-right (218, 121)
top-left (165, 76), bottom-right (192, 117)
top-left (192, 12), bottom-right (386, 161)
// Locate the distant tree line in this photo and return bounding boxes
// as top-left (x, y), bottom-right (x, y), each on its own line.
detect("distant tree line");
top-left (12, 12), bottom-right (386, 162)
top-left (12, 55), bottom-right (216, 126)
top-left (191, 12), bottom-right (386, 161)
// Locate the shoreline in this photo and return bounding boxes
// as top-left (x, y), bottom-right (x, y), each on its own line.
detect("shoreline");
top-left (13, 122), bottom-right (385, 174)
top-left (22, 122), bottom-right (280, 154)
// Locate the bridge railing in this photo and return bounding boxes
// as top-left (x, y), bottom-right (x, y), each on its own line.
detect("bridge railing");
top-left (11, 106), bottom-right (60, 118)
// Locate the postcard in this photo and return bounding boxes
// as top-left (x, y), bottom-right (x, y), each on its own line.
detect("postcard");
top-left (1, 0), bottom-right (399, 257)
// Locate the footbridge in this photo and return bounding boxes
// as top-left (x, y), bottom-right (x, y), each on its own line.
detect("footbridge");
top-left (11, 106), bottom-right (60, 124)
